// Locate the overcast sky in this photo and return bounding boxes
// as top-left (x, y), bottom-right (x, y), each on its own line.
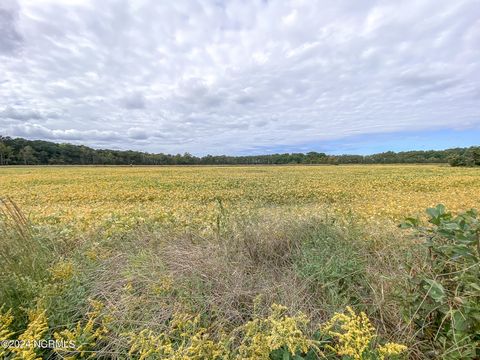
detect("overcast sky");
top-left (1, 0), bottom-right (479, 155)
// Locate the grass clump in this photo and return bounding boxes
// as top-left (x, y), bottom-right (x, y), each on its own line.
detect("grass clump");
top-left (0, 197), bottom-right (52, 327)
top-left (294, 219), bottom-right (369, 311)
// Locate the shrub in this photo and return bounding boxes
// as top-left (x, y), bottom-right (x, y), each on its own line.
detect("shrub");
top-left (401, 204), bottom-right (480, 358)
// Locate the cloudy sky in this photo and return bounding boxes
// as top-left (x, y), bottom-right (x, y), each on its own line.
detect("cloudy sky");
top-left (1, 0), bottom-right (479, 155)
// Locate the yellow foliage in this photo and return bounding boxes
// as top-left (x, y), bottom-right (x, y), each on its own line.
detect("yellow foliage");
top-left (150, 275), bottom-right (174, 295)
top-left (0, 306), bottom-right (14, 339)
top-left (0, 302), bottom-right (406, 359)
top-left (0, 306), bottom-right (14, 357)
top-left (238, 303), bottom-right (316, 359)
top-left (126, 329), bottom-right (173, 359)
top-left (1, 165), bottom-right (479, 231)
top-left (378, 342), bottom-right (408, 359)
top-left (54, 300), bottom-right (109, 359)
top-left (323, 306), bottom-right (375, 360)
top-left (323, 306), bottom-right (406, 360)
top-left (11, 308), bottom-right (49, 360)
top-left (125, 312), bottom-right (228, 359)
top-left (0, 165), bottom-right (428, 359)
top-left (50, 260), bottom-right (74, 281)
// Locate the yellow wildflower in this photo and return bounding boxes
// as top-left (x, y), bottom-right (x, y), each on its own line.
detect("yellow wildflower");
top-left (50, 260), bottom-right (74, 281)
top-left (54, 300), bottom-right (108, 359)
top-left (322, 306), bottom-right (375, 360)
top-left (0, 306), bottom-right (14, 357)
top-left (378, 342), bottom-right (407, 359)
top-left (125, 312), bottom-right (229, 359)
top-left (150, 275), bottom-right (173, 295)
top-left (238, 303), bottom-right (315, 359)
top-left (11, 308), bottom-right (48, 360)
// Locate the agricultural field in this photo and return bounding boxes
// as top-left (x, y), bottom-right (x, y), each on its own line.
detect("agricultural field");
top-left (1, 164), bottom-right (480, 230)
top-left (1, 164), bottom-right (480, 359)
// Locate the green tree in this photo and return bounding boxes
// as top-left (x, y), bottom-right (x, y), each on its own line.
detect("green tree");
top-left (448, 154), bottom-right (465, 167)
top-left (0, 142), bottom-right (13, 165)
top-left (472, 148), bottom-right (480, 166)
top-left (19, 145), bottom-right (38, 165)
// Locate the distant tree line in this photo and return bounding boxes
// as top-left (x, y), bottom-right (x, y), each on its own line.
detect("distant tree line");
top-left (0, 136), bottom-right (478, 166)
top-left (446, 147), bottom-right (480, 167)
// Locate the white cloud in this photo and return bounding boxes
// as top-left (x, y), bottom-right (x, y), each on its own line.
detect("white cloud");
top-left (0, 0), bottom-right (479, 154)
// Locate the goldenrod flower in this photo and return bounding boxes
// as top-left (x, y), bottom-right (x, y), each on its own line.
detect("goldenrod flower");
top-left (378, 342), bottom-right (407, 359)
top-left (11, 308), bottom-right (48, 360)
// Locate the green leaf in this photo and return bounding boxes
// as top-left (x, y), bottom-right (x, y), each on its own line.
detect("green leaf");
top-left (427, 207), bottom-right (439, 219)
top-left (452, 310), bottom-right (468, 332)
top-left (424, 279), bottom-right (446, 303)
top-left (400, 217), bottom-right (420, 228)
top-left (450, 244), bottom-right (475, 259)
top-left (427, 204), bottom-right (450, 225)
top-left (468, 282), bottom-right (480, 292)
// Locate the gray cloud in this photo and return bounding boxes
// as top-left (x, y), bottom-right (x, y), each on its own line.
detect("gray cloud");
top-left (127, 127), bottom-right (148, 139)
top-left (0, 106), bottom-right (43, 120)
top-left (0, 0), bottom-right (479, 154)
top-left (121, 92), bottom-right (146, 109)
top-left (9, 123), bottom-right (120, 141)
top-left (0, 0), bottom-right (23, 55)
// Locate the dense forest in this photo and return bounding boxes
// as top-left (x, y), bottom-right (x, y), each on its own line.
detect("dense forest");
top-left (0, 135), bottom-right (479, 166)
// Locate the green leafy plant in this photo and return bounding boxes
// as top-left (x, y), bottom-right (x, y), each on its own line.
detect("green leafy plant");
top-left (401, 205), bottom-right (480, 359)
top-left (295, 222), bottom-right (369, 311)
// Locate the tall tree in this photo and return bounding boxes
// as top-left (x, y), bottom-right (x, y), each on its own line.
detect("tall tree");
top-left (472, 148), bottom-right (480, 166)
top-left (19, 145), bottom-right (38, 165)
top-left (0, 142), bottom-right (13, 165)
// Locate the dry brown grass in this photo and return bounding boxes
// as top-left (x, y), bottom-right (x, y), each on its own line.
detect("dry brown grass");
top-left (85, 212), bottom-right (416, 354)
top-left (160, 221), bottom-right (313, 324)
top-left (91, 217), bottom-right (319, 335)
top-left (0, 196), bottom-right (31, 241)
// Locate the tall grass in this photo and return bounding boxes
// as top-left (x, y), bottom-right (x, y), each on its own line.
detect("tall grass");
top-left (0, 197), bottom-right (52, 326)
top-left (71, 212), bottom-right (414, 357)
top-left (6, 199), bottom-right (465, 358)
